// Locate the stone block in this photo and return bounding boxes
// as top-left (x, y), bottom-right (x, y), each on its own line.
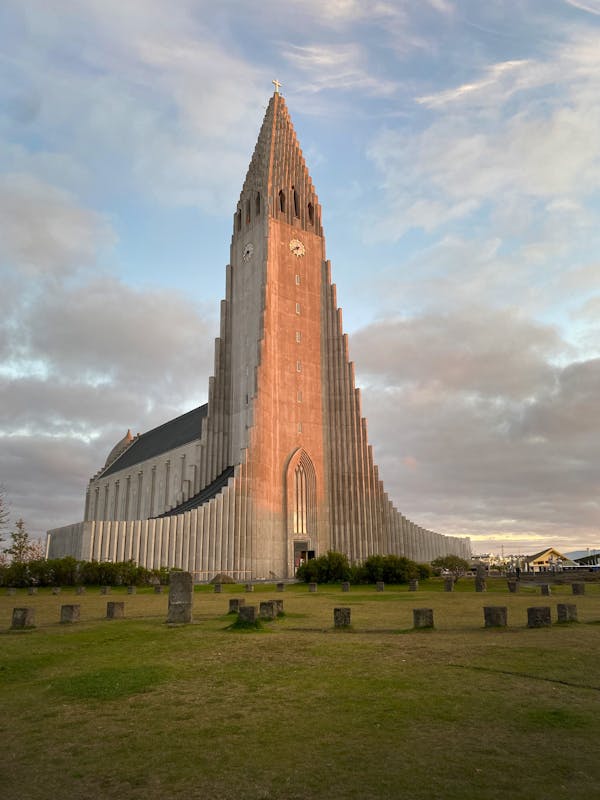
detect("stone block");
top-left (444, 577), bottom-right (454, 592)
top-left (52, 586), bottom-right (61, 595)
top-left (127, 586), bottom-right (136, 595)
top-left (6, 587), bottom-right (16, 596)
top-left (27, 587), bottom-right (37, 596)
top-left (214, 583), bottom-right (223, 593)
top-left (101, 586), bottom-right (111, 595)
top-left (334, 607), bottom-right (351, 628)
top-left (540, 584), bottom-right (551, 596)
top-left (475, 578), bottom-right (487, 593)
top-left (483, 606), bottom-right (507, 628)
top-left (276, 582), bottom-right (285, 592)
top-left (245, 583), bottom-right (254, 593)
top-left (229, 598), bottom-right (245, 613)
top-left (11, 607), bottom-right (35, 629)
top-left (527, 606), bottom-right (551, 628)
top-left (309, 582), bottom-right (317, 593)
top-left (341, 581), bottom-right (350, 592)
top-left (76, 586), bottom-right (85, 595)
top-left (167, 571), bottom-right (193, 624)
top-left (260, 600), bottom-right (277, 620)
top-left (154, 585), bottom-right (163, 594)
top-left (376, 581), bottom-right (385, 592)
top-left (413, 608), bottom-right (434, 629)
top-left (239, 605), bottom-right (257, 623)
top-left (572, 583), bottom-right (585, 596)
top-left (507, 579), bottom-right (518, 593)
top-left (273, 599), bottom-right (284, 615)
top-left (106, 601), bottom-right (125, 619)
top-left (409, 579), bottom-right (419, 592)
top-left (60, 604), bottom-right (81, 624)
top-left (557, 603), bottom-right (578, 623)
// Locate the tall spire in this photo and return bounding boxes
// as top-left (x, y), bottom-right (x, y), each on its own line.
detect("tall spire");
top-left (234, 93), bottom-right (322, 237)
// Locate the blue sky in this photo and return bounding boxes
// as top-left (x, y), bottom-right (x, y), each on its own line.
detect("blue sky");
top-left (1, 0), bottom-right (600, 556)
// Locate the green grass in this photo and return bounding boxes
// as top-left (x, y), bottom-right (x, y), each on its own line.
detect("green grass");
top-left (1, 579), bottom-right (600, 799)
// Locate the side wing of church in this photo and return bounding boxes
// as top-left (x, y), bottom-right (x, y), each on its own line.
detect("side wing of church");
top-left (47, 92), bottom-right (471, 579)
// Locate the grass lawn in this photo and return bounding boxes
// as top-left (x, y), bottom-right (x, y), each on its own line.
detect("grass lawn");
top-left (1, 579), bottom-right (599, 800)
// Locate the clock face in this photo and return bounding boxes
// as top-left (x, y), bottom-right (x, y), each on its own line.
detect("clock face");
top-left (289, 238), bottom-right (305, 257)
top-left (242, 242), bottom-right (254, 262)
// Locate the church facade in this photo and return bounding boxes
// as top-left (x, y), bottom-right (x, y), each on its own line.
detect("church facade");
top-left (47, 92), bottom-right (471, 579)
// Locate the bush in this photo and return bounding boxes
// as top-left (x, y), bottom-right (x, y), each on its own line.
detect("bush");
top-left (296, 551), bottom-right (351, 583)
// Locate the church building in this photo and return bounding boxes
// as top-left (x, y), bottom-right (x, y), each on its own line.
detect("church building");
top-left (47, 90), bottom-right (471, 579)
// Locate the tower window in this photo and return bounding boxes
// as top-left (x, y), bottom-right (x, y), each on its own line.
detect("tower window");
top-left (295, 274), bottom-right (301, 285)
top-left (308, 202), bottom-right (314, 225)
top-left (296, 360), bottom-right (302, 372)
top-left (297, 390), bottom-right (302, 403)
top-left (255, 192), bottom-right (261, 216)
top-left (279, 190), bottom-right (286, 213)
top-left (236, 209), bottom-right (242, 232)
top-left (293, 187), bottom-right (300, 217)
top-left (245, 199), bottom-right (251, 225)
top-left (296, 331), bottom-right (301, 343)
top-left (297, 422), bottom-right (303, 433)
top-left (295, 302), bottom-right (301, 314)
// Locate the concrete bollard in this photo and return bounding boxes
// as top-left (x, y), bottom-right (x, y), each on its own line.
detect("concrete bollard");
top-left (229, 598), bottom-right (245, 613)
top-left (273, 599), bottom-right (284, 616)
top-left (6, 587), bottom-right (16, 596)
top-left (408, 579), bottom-right (419, 592)
top-left (475, 578), bottom-right (487, 593)
top-left (444, 577), bottom-right (454, 592)
top-left (76, 586), bottom-right (85, 595)
top-left (52, 586), bottom-right (61, 595)
top-left (60, 604), bottom-right (81, 624)
top-left (527, 606), bottom-right (551, 628)
top-left (540, 584), bottom-right (551, 596)
top-left (557, 603), bottom-right (578, 623)
top-left (484, 606), bottom-right (507, 628)
top-left (572, 583), bottom-right (585, 596)
top-left (309, 582), bottom-right (317, 593)
top-left (11, 607), bottom-right (35, 629)
top-left (376, 581), bottom-right (385, 592)
top-left (154, 585), bottom-right (163, 594)
top-left (214, 583), bottom-right (223, 593)
top-left (507, 579), bottom-right (518, 594)
top-left (334, 607), bottom-right (351, 628)
top-left (106, 601), bottom-right (125, 619)
top-left (239, 605), bottom-right (257, 623)
top-left (101, 586), bottom-right (111, 595)
top-left (167, 571), bottom-right (193, 623)
top-left (341, 581), bottom-right (350, 592)
top-left (127, 586), bottom-right (136, 595)
top-left (245, 583), bottom-right (254, 593)
top-left (260, 600), bottom-right (277, 620)
top-left (27, 587), bottom-right (37, 596)
top-left (276, 582), bottom-right (285, 592)
top-left (413, 608), bottom-right (434, 629)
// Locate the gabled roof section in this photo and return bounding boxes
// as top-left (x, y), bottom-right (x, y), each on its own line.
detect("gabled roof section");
top-left (236, 92), bottom-right (323, 236)
top-left (101, 404), bottom-right (208, 478)
top-left (525, 547), bottom-right (572, 563)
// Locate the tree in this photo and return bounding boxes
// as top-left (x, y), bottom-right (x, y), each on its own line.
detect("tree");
top-left (431, 554), bottom-right (471, 583)
top-left (3, 518), bottom-right (38, 564)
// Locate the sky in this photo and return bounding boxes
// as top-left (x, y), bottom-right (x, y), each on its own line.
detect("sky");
top-left (1, 0), bottom-right (600, 557)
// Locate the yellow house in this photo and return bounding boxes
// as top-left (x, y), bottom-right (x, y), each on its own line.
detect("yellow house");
top-left (525, 547), bottom-right (576, 573)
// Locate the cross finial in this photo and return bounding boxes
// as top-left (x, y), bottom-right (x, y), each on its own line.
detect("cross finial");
top-left (272, 78), bottom-right (282, 94)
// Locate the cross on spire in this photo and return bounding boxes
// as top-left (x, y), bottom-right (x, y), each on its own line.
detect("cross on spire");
top-left (272, 78), bottom-right (282, 94)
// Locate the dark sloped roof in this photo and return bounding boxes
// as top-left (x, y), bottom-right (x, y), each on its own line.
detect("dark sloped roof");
top-left (101, 404), bottom-right (208, 478)
top-left (156, 465), bottom-right (234, 517)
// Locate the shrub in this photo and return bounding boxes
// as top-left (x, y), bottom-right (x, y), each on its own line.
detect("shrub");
top-left (296, 551), bottom-right (351, 583)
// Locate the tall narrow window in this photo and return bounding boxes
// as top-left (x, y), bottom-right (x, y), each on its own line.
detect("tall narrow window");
top-left (295, 273), bottom-right (301, 285)
top-left (103, 484), bottom-right (110, 521)
top-left (295, 302), bottom-right (301, 314)
top-left (297, 422), bottom-right (303, 433)
top-left (295, 331), bottom-right (301, 343)
top-left (245, 198), bottom-right (251, 225)
top-left (150, 467), bottom-right (156, 516)
top-left (255, 192), bottom-right (261, 216)
top-left (136, 472), bottom-right (143, 518)
top-left (124, 476), bottom-right (131, 519)
top-left (164, 461), bottom-right (171, 506)
top-left (279, 190), bottom-right (286, 213)
top-left (297, 390), bottom-right (302, 403)
top-left (293, 187), bottom-right (300, 217)
top-left (113, 480), bottom-right (120, 520)
top-left (296, 360), bottom-right (302, 372)
top-left (236, 209), bottom-right (242, 231)
top-left (308, 202), bottom-right (314, 225)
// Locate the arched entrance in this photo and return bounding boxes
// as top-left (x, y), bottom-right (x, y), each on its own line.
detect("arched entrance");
top-left (285, 448), bottom-right (317, 574)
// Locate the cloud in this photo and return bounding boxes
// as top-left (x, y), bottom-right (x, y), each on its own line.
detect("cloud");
top-left (564, 0), bottom-right (600, 15)
top-left (350, 308), bottom-right (600, 548)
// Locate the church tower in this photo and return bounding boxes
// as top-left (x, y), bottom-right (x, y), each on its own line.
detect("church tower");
top-left (47, 90), bottom-right (471, 575)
